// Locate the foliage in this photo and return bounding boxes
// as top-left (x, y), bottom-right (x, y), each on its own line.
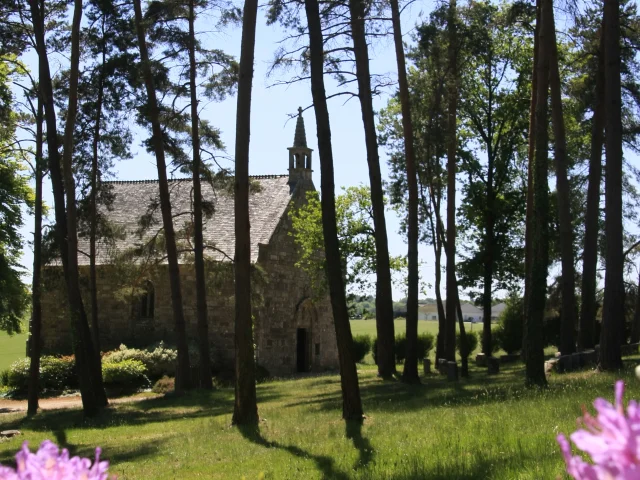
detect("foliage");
top-left (456, 332), bottom-right (478, 358)
top-left (290, 188), bottom-right (407, 297)
top-left (0, 59), bottom-right (32, 334)
top-left (557, 381), bottom-right (636, 479)
top-left (152, 376), bottom-right (175, 394)
top-left (493, 296), bottom-right (524, 355)
top-left (6, 356), bottom-right (75, 392)
top-left (101, 359), bottom-right (149, 390)
top-left (351, 335), bottom-right (372, 363)
top-left (373, 332), bottom-right (434, 364)
top-left (102, 343), bottom-right (177, 379)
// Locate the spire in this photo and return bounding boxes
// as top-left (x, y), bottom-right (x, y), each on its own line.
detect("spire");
top-left (293, 106), bottom-right (307, 148)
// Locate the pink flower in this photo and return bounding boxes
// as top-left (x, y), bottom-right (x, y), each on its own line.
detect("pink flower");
top-left (558, 381), bottom-right (640, 479)
top-left (0, 440), bottom-right (110, 479)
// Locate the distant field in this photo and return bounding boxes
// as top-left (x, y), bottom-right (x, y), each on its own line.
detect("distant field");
top-left (349, 319), bottom-right (482, 338)
top-left (0, 331), bottom-right (28, 371)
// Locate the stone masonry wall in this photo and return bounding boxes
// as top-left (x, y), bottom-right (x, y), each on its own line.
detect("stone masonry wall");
top-left (39, 180), bottom-right (339, 376)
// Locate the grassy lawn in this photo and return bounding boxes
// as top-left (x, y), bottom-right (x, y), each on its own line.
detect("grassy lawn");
top-left (0, 331), bottom-right (28, 371)
top-left (1, 359), bottom-right (637, 479)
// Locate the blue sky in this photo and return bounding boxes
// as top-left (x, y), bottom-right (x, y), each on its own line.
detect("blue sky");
top-left (17, 2), bottom-right (438, 300)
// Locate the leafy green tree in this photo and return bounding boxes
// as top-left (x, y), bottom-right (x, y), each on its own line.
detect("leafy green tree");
top-left (0, 59), bottom-right (31, 335)
top-left (290, 187), bottom-right (407, 300)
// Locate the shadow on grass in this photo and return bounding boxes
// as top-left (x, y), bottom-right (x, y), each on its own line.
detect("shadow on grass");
top-left (238, 420), bottom-right (374, 479)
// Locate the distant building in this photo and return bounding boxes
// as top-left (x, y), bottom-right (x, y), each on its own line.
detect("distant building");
top-left (39, 109), bottom-right (339, 376)
top-left (418, 301), bottom-right (484, 323)
top-left (491, 302), bottom-right (507, 321)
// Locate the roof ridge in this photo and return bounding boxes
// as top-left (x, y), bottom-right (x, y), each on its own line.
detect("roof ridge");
top-left (103, 174), bottom-right (288, 184)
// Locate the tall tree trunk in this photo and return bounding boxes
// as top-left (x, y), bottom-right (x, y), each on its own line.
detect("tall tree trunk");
top-left (444, 0), bottom-right (458, 363)
top-left (548, 3), bottom-right (577, 356)
top-left (600, 0), bottom-right (624, 371)
top-left (133, 0), bottom-right (193, 391)
top-left (523, 0), bottom-right (541, 363)
top-left (231, 0), bottom-right (259, 425)
top-left (579, 23), bottom-right (605, 351)
top-left (305, 0), bottom-right (363, 420)
top-left (482, 48), bottom-right (494, 358)
top-left (27, 95), bottom-right (43, 417)
top-left (525, 0), bottom-right (550, 387)
top-left (435, 217), bottom-right (446, 360)
top-left (188, 0), bottom-right (213, 390)
top-left (29, 0), bottom-right (107, 416)
top-left (348, 0), bottom-right (396, 379)
top-left (390, 0), bottom-right (419, 384)
top-left (89, 41), bottom-right (105, 363)
top-left (632, 268), bottom-right (640, 344)
top-left (455, 279), bottom-right (468, 377)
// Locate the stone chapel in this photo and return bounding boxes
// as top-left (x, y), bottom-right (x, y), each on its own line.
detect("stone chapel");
top-left (39, 109), bottom-right (339, 376)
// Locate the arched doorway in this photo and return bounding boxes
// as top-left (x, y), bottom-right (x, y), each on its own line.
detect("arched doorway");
top-left (295, 299), bottom-right (317, 373)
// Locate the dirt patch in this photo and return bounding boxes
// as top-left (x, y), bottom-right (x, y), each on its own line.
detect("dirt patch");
top-left (0, 393), bottom-right (160, 414)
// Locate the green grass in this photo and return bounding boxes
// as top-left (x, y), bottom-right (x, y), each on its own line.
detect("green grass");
top-left (1, 359), bottom-right (636, 479)
top-left (0, 331), bottom-right (28, 371)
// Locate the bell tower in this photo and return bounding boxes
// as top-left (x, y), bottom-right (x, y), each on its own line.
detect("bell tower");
top-left (288, 107), bottom-right (313, 188)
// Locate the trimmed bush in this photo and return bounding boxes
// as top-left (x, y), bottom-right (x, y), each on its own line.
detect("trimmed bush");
top-left (152, 376), bottom-right (174, 394)
top-left (6, 356), bottom-right (75, 392)
top-left (495, 297), bottom-right (524, 354)
top-left (456, 331), bottom-right (479, 358)
top-left (102, 343), bottom-right (177, 379)
top-left (102, 359), bottom-right (149, 390)
top-left (351, 335), bottom-right (372, 363)
top-left (0, 369), bottom-right (8, 386)
top-left (373, 332), bottom-right (434, 364)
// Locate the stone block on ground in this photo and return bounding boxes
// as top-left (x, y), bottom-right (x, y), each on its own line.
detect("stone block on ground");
top-left (475, 353), bottom-right (487, 367)
top-left (571, 352), bottom-right (584, 369)
top-left (557, 355), bottom-right (572, 373)
top-left (545, 359), bottom-right (558, 375)
top-left (446, 361), bottom-right (458, 381)
top-left (423, 358), bottom-right (431, 375)
top-left (437, 358), bottom-right (448, 375)
top-left (500, 354), bottom-right (519, 364)
top-left (582, 349), bottom-right (597, 366)
top-left (487, 356), bottom-right (500, 374)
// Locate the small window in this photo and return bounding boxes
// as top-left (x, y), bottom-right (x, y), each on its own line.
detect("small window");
top-left (315, 343), bottom-right (320, 356)
top-left (139, 280), bottom-right (155, 319)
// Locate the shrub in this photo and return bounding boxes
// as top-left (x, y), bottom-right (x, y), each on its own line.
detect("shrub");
top-left (152, 375), bottom-right (174, 394)
top-left (6, 356), bottom-right (75, 392)
top-left (0, 369), bottom-right (9, 386)
top-left (102, 359), bottom-right (149, 390)
top-left (351, 335), bottom-right (372, 363)
top-left (495, 296), bottom-right (524, 354)
top-left (102, 343), bottom-right (177, 379)
top-left (456, 331), bottom-right (479, 358)
top-left (373, 332), bottom-right (434, 364)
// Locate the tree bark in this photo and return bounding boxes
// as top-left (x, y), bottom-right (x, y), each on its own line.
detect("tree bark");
top-left (304, 0), bottom-right (363, 420)
top-left (455, 278), bottom-right (468, 377)
top-left (523, 0), bottom-right (540, 363)
top-left (188, 0), bottom-right (213, 390)
top-left (579, 23), bottom-right (605, 351)
top-left (600, 0), bottom-right (624, 371)
top-left (390, 0), bottom-right (419, 385)
top-left (89, 40), bottom-right (105, 364)
top-left (29, 0), bottom-right (107, 416)
top-left (525, 0), bottom-right (550, 387)
top-left (27, 94), bottom-right (43, 417)
top-left (348, 0), bottom-right (396, 379)
top-left (231, 0), bottom-right (259, 425)
top-left (133, 0), bottom-right (193, 391)
top-left (632, 268), bottom-right (640, 344)
top-left (548, 3), bottom-right (577, 356)
top-left (444, 0), bottom-right (458, 363)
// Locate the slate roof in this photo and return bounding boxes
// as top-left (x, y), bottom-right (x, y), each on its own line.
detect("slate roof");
top-left (76, 175), bottom-right (293, 266)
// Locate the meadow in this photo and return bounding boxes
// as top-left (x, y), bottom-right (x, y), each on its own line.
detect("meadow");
top-left (0, 331), bottom-right (28, 371)
top-left (1, 360), bottom-right (636, 479)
